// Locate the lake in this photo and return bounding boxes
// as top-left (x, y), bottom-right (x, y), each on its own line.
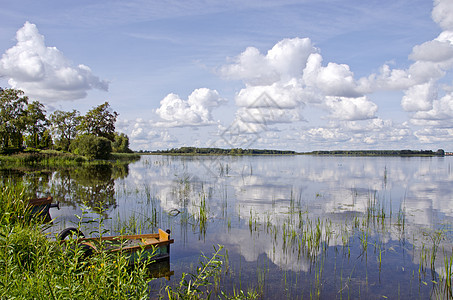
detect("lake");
top-left (4, 155), bottom-right (453, 299)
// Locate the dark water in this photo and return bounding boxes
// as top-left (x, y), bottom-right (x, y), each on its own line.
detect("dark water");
top-left (3, 155), bottom-right (453, 299)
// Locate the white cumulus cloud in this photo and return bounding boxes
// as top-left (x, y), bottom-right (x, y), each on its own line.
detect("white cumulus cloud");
top-left (325, 96), bottom-right (378, 121)
top-left (0, 22), bottom-right (108, 101)
top-left (299, 118), bottom-right (413, 149)
top-left (219, 37), bottom-right (376, 133)
top-left (155, 88), bottom-right (226, 127)
top-left (412, 91), bottom-right (453, 122)
top-left (235, 81), bottom-right (304, 109)
top-left (401, 80), bottom-right (438, 112)
top-left (220, 37), bottom-right (317, 85)
top-left (409, 40), bottom-right (453, 62)
top-left (360, 0), bottom-right (453, 122)
top-left (303, 53), bottom-right (361, 98)
top-left (432, 0), bottom-right (453, 31)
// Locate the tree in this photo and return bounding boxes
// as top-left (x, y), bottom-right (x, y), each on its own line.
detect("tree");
top-left (49, 109), bottom-right (81, 151)
top-left (0, 88), bottom-right (28, 151)
top-left (70, 134), bottom-right (112, 160)
top-left (24, 101), bottom-right (49, 149)
top-left (78, 102), bottom-right (118, 141)
top-left (112, 132), bottom-right (132, 153)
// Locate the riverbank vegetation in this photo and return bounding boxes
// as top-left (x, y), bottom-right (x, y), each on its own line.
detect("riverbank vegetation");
top-left (0, 88), bottom-right (133, 160)
top-left (0, 182), bottom-right (159, 299)
top-left (0, 150), bottom-right (140, 170)
top-left (0, 182), bottom-right (257, 299)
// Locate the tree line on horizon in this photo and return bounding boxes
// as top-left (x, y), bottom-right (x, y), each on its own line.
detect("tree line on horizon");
top-left (0, 87), bottom-right (132, 159)
top-left (148, 147), bottom-right (297, 155)
top-left (309, 149), bottom-right (445, 156)
top-left (142, 147), bottom-right (446, 156)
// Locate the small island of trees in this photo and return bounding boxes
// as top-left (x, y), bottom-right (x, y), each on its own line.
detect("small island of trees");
top-left (0, 87), bottom-right (132, 160)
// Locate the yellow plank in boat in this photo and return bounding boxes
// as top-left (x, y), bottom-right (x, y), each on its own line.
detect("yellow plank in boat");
top-left (159, 229), bottom-right (169, 241)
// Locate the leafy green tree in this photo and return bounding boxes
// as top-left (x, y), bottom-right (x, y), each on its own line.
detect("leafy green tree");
top-left (49, 109), bottom-right (81, 151)
top-left (112, 132), bottom-right (132, 153)
top-left (70, 134), bottom-right (112, 160)
top-left (39, 130), bottom-right (53, 149)
top-left (0, 88), bottom-right (28, 151)
top-left (24, 101), bottom-right (49, 149)
top-left (78, 102), bottom-right (118, 141)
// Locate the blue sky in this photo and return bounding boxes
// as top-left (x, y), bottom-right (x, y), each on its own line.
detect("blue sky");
top-left (1, 0), bottom-right (453, 151)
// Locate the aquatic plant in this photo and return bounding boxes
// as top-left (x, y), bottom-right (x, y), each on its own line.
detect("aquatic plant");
top-left (166, 245), bottom-right (224, 299)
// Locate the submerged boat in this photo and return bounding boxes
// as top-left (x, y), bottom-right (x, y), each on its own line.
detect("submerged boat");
top-left (58, 228), bottom-right (174, 263)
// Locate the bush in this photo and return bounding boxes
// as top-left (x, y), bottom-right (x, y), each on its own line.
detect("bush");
top-left (112, 133), bottom-right (133, 153)
top-left (70, 134), bottom-right (112, 160)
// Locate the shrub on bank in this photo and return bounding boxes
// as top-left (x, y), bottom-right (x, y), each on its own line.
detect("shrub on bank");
top-left (70, 134), bottom-right (112, 160)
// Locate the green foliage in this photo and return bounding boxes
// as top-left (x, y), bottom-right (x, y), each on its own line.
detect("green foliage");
top-left (24, 129), bottom-right (52, 150)
top-left (0, 150), bottom-right (89, 169)
top-left (0, 88), bottom-right (28, 151)
top-left (0, 228), bottom-right (152, 299)
top-left (49, 109), bottom-right (81, 151)
top-left (78, 102), bottom-right (118, 141)
top-left (24, 101), bottom-right (49, 149)
top-left (0, 183), bottom-right (30, 227)
top-left (0, 89), bottom-right (132, 158)
top-left (112, 132), bottom-right (132, 153)
top-left (70, 134), bottom-right (112, 160)
top-left (2, 225), bottom-right (50, 272)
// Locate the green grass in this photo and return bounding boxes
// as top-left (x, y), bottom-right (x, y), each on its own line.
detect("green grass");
top-left (0, 150), bottom-right (140, 170)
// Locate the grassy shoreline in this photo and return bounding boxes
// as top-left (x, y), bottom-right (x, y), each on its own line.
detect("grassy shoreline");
top-left (0, 150), bottom-right (140, 169)
top-left (0, 183), bottom-right (161, 299)
top-left (0, 182), bottom-right (255, 299)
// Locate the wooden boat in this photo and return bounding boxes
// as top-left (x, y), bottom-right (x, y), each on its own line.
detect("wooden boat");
top-left (28, 196), bottom-right (59, 218)
top-left (58, 228), bottom-right (174, 264)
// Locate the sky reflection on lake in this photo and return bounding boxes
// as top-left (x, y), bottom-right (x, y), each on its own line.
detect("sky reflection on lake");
top-left (21, 155), bottom-right (453, 298)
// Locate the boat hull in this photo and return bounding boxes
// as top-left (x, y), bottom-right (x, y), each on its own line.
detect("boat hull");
top-left (75, 230), bottom-right (174, 265)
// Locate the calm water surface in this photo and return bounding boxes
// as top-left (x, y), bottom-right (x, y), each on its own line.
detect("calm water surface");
top-left (5, 155), bottom-right (453, 299)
